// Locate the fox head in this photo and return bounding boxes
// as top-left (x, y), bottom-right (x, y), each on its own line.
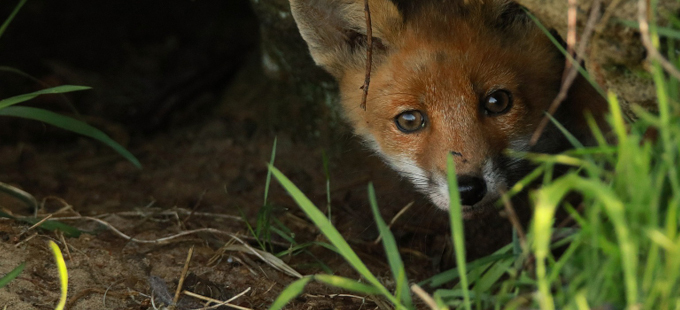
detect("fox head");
top-left (289, 0), bottom-right (608, 215)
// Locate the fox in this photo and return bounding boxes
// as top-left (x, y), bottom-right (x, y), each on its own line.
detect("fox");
top-left (288, 0), bottom-right (609, 216)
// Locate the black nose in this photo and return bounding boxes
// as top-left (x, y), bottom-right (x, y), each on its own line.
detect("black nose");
top-left (457, 176), bottom-right (487, 206)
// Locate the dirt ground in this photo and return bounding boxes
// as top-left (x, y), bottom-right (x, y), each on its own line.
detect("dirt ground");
top-left (0, 104), bottom-right (453, 309)
top-left (0, 1), bottom-right (517, 309)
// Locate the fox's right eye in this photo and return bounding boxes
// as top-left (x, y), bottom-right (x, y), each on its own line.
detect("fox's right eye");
top-left (483, 90), bottom-right (513, 115)
top-left (395, 110), bottom-right (426, 133)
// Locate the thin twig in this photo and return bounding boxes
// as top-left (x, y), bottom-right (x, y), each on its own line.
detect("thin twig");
top-left (556, 203), bottom-right (585, 229)
top-left (36, 215), bottom-right (302, 278)
top-left (48, 216), bottom-right (240, 244)
top-left (591, 0), bottom-right (624, 79)
top-left (183, 288), bottom-right (253, 310)
top-left (103, 279), bottom-right (126, 308)
top-left (595, 0), bottom-right (623, 34)
top-left (58, 231), bottom-right (73, 262)
top-left (14, 232), bottom-right (38, 248)
top-left (182, 190), bottom-right (207, 226)
top-left (500, 193), bottom-right (526, 251)
top-left (360, 0), bottom-right (373, 111)
top-left (566, 0), bottom-right (578, 61)
top-left (530, 0), bottom-right (602, 145)
top-left (638, 0), bottom-right (680, 80)
top-left (110, 209), bottom-right (243, 222)
top-left (373, 201), bottom-right (414, 244)
top-left (50, 214), bottom-right (285, 247)
top-left (173, 246), bottom-right (194, 305)
top-left (66, 287), bottom-right (137, 309)
top-left (18, 214), bottom-right (53, 238)
top-left (39, 196), bottom-right (76, 216)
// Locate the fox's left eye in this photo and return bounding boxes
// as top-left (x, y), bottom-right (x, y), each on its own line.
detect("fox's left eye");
top-left (483, 90), bottom-right (513, 115)
top-left (395, 110), bottom-right (426, 133)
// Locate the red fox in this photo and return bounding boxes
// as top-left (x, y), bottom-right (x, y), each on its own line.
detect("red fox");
top-left (289, 0), bottom-right (608, 216)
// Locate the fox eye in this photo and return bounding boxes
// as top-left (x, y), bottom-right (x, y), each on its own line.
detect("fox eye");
top-left (483, 90), bottom-right (512, 115)
top-left (395, 110), bottom-right (426, 133)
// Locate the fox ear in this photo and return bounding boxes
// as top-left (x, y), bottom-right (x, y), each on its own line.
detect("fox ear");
top-left (289, 0), bottom-right (403, 78)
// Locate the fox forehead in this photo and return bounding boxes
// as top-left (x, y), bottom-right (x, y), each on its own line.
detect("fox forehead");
top-left (341, 13), bottom-right (561, 120)
top-left (338, 27), bottom-right (561, 173)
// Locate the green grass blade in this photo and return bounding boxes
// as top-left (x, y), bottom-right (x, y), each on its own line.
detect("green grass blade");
top-left (0, 106), bottom-right (141, 168)
top-left (455, 261), bottom-right (494, 289)
top-left (237, 206), bottom-right (267, 251)
top-left (473, 257), bottom-right (514, 293)
top-left (0, 0), bottom-right (28, 41)
top-left (258, 138), bottom-right (278, 251)
top-left (0, 85), bottom-right (91, 110)
top-left (367, 183), bottom-right (413, 307)
top-left (547, 113), bottom-right (584, 149)
top-left (276, 241), bottom-right (340, 258)
top-left (0, 67), bottom-right (80, 114)
top-left (0, 181), bottom-right (38, 210)
top-left (0, 263), bottom-right (25, 288)
top-left (270, 220), bottom-right (296, 245)
top-left (532, 177), bottom-right (569, 310)
top-left (268, 165), bottom-right (398, 305)
top-left (263, 137), bottom-right (277, 205)
top-left (606, 91), bottom-right (628, 146)
top-left (29, 219), bottom-right (83, 238)
top-left (269, 277), bottom-right (312, 310)
top-left (321, 150), bottom-right (332, 220)
top-left (446, 153), bottom-right (471, 310)
top-left (314, 275), bottom-right (383, 295)
top-left (615, 19), bottom-right (680, 40)
top-left (0, 211), bottom-right (83, 238)
top-left (420, 250), bottom-right (513, 287)
top-left (255, 202), bottom-right (273, 250)
top-left (48, 241), bottom-right (68, 310)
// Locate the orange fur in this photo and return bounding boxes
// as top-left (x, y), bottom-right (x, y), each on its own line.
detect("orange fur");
top-left (290, 0), bottom-right (608, 214)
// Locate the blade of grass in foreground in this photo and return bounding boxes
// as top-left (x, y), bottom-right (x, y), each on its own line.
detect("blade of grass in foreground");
top-left (269, 277), bottom-right (312, 310)
top-left (263, 137), bottom-right (277, 205)
top-left (0, 263), bottom-right (25, 288)
top-left (0, 85), bottom-right (91, 110)
top-left (447, 154), bottom-right (472, 310)
top-left (48, 241), bottom-right (68, 310)
top-left (0, 0), bottom-right (28, 40)
top-left (0, 106), bottom-right (141, 168)
top-left (269, 165), bottom-right (399, 306)
top-left (368, 183), bottom-right (413, 308)
top-left (420, 247), bottom-right (513, 287)
top-left (314, 274), bottom-right (383, 295)
top-left (0, 181), bottom-right (38, 210)
top-left (0, 210), bottom-right (83, 238)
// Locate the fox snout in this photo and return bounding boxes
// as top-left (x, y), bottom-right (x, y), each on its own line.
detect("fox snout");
top-left (425, 159), bottom-right (509, 213)
top-left (457, 175), bottom-right (487, 206)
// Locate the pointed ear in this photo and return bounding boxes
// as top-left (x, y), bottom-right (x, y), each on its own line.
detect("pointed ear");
top-left (289, 0), bottom-right (403, 78)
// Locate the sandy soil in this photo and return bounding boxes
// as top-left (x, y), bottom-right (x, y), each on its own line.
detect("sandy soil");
top-left (0, 102), bottom-right (454, 309)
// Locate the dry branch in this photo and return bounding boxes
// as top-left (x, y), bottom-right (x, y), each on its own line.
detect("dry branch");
top-left (530, 0), bottom-right (602, 145)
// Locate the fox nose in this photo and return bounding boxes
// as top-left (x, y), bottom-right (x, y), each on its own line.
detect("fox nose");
top-left (457, 176), bottom-right (487, 206)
